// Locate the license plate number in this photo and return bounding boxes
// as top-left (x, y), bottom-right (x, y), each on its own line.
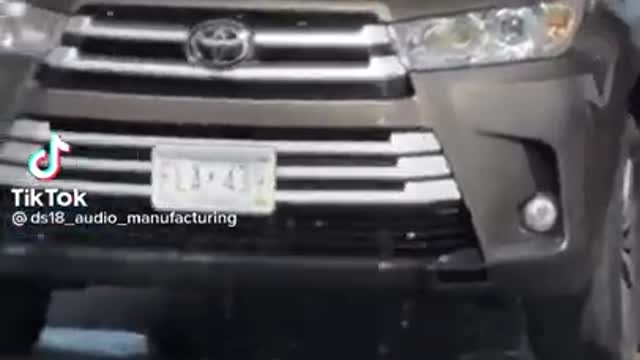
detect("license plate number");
top-left (151, 144), bottom-right (276, 215)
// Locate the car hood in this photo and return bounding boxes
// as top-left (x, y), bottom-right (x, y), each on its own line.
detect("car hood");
top-left (29, 0), bottom-right (538, 21)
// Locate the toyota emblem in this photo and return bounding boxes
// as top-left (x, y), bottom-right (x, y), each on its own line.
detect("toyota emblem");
top-left (186, 19), bottom-right (253, 69)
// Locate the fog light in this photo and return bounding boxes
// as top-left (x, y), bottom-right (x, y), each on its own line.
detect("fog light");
top-left (522, 193), bottom-right (558, 233)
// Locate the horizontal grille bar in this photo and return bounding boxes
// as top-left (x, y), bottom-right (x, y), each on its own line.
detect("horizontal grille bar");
top-left (0, 164), bottom-right (460, 205)
top-left (45, 47), bottom-right (405, 83)
top-left (277, 181), bottom-right (459, 205)
top-left (9, 119), bottom-right (440, 156)
top-left (0, 142), bottom-right (450, 181)
top-left (66, 16), bottom-right (392, 49)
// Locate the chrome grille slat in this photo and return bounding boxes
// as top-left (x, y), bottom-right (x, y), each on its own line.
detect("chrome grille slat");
top-left (58, 156), bottom-right (448, 181)
top-left (11, 119), bottom-right (440, 156)
top-left (59, 131), bottom-right (437, 156)
top-left (66, 16), bottom-right (392, 49)
top-left (277, 181), bottom-right (459, 205)
top-left (66, 16), bottom-right (188, 43)
top-left (255, 25), bottom-right (390, 49)
top-left (0, 165), bottom-right (150, 197)
top-left (45, 47), bottom-right (405, 83)
top-left (0, 164), bottom-right (459, 205)
top-left (0, 142), bottom-right (450, 181)
top-left (275, 157), bottom-right (450, 180)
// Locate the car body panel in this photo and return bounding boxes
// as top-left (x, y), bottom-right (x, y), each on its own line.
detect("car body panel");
top-left (28, 0), bottom-right (538, 21)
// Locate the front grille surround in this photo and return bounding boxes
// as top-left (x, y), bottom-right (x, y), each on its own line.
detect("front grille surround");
top-left (6, 5), bottom-right (479, 259)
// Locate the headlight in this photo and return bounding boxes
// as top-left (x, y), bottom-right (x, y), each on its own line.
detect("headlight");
top-left (0, 0), bottom-right (65, 57)
top-left (389, 0), bottom-right (586, 70)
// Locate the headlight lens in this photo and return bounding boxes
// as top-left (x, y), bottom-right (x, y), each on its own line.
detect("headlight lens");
top-left (0, 0), bottom-right (65, 57)
top-left (390, 0), bottom-right (586, 70)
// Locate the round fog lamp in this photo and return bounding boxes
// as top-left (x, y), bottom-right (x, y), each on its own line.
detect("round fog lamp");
top-left (522, 193), bottom-right (558, 233)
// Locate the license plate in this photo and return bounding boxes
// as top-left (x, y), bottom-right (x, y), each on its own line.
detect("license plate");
top-left (151, 144), bottom-right (276, 215)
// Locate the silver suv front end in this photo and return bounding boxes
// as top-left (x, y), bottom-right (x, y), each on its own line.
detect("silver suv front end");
top-left (0, 0), bottom-right (634, 298)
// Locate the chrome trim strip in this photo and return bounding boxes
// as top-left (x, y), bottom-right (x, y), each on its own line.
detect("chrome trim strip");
top-left (276, 156), bottom-right (450, 180)
top-left (0, 142), bottom-right (43, 162)
top-left (62, 157), bottom-right (152, 174)
top-left (255, 25), bottom-right (391, 49)
top-left (58, 131), bottom-right (439, 156)
top-left (10, 120), bottom-right (442, 156)
top-left (0, 141), bottom-right (449, 180)
top-left (57, 156), bottom-right (447, 181)
top-left (0, 164), bottom-right (460, 204)
top-left (66, 16), bottom-right (392, 49)
top-left (66, 16), bottom-right (188, 43)
top-left (5, 120), bottom-right (50, 142)
top-left (45, 47), bottom-right (406, 82)
top-left (276, 180), bottom-right (460, 204)
top-left (0, 165), bottom-right (150, 197)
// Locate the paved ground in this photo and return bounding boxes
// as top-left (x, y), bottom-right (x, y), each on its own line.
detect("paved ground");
top-left (31, 288), bottom-right (156, 360)
top-left (32, 287), bottom-right (527, 360)
top-left (0, 287), bottom-right (634, 360)
top-left (47, 288), bottom-right (165, 334)
top-left (31, 328), bottom-right (148, 360)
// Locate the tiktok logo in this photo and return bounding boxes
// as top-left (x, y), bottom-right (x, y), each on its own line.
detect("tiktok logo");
top-left (27, 132), bottom-right (71, 181)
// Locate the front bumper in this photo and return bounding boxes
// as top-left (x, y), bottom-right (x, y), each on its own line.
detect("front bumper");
top-left (0, 243), bottom-right (490, 292)
top-left (0, 5), bottom-right (636, 296)
top-left (420, 14), bottom-right (636, 296)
